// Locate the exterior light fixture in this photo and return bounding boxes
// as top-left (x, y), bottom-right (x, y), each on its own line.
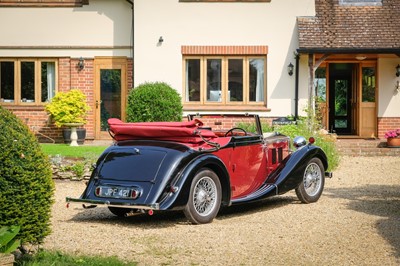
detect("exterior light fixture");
top-left (355, 55), bottom-right (367, 61)
top-left (396, 64), bottom-right (400, 77)
top-left (78, 57), bottom-right (85, 71)
top-left (158, 36), bottom-right (164, 43)
top-left (288, 62), bottom-right (294, 76)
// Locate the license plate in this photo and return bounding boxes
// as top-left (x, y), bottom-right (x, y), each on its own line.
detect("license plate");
top-left (96, 186), bottom-right (136, 199)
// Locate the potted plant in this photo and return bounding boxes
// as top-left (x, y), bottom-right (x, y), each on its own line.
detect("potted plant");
top-left (45, 89), bottom-right (90, 146)
top-left (384, 129), bottom-right (400, 148)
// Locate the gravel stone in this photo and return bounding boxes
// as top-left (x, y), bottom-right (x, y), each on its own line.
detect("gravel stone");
top-left (43, 156), bottom-right (400, 265)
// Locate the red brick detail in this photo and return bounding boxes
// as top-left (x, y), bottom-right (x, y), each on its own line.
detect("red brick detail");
top-left (377, 117), bottom-right (400, 139)
top-left (181, 45), bottom-right (268, 55)
top-left (2, 57), bottom-right (134, 143)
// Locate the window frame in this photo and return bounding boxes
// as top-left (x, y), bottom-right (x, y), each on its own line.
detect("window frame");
top-left (183, 55), bottom-right (267, 111)
top-left (0, 58), bottom-right (58, 106)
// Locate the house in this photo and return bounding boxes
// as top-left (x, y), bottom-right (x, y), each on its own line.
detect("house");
top-left (0, 0), bottom-right (399, 142)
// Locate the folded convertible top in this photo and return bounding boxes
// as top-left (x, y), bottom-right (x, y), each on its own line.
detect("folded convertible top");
top-left (108, 118), bottom-right (218, 143)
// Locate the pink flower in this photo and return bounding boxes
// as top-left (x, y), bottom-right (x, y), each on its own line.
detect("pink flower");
top-left (385, 129), bottom-right (400, 139)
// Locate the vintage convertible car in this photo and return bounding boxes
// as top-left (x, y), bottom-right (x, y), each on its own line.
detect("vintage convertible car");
top-left (66, 114), bottom-right (332, 224)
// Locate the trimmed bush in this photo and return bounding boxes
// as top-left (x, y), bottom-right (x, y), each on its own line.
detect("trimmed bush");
top-left (45, 89), bottom-right (90, 127)
top-left (126, 82), bottom-right (183, 122)
top-left (0, 106), bottom-right (54, 245)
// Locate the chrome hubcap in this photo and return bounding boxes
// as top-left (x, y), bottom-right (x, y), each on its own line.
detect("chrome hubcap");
top-left (303, 162), bottom-right (322, 197)
top-left (193, 176), bottom-right (217, 216)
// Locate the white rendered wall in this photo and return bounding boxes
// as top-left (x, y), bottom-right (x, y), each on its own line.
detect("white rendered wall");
top-left (0, 0), bottom-right (132, 57)
top-left (134, 0), bottom-right (315, 117)
top-left (378, 58), bottom-right (400, 117)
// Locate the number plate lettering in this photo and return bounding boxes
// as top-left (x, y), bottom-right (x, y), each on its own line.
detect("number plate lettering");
top-left (96, 186), bottom-right (138, 199)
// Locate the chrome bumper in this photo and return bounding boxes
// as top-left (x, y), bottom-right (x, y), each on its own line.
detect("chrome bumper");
top-left (66, 197), bottom-right (160, 210)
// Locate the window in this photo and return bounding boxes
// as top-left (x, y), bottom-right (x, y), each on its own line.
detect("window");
top-left (362, 67), bottom-right (376, 102)
top-left (0, 59), bottom-right (57, 105)
top-left (184, 56), bottom-right (266, 107)
top-left (339, 0), bottom-right (382, 6)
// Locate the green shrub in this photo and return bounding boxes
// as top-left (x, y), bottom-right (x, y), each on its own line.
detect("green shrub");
top-left (45, 89), bottom-right (90, 127)
top-left (0, 225), bottom-right (20, 254)
top-left (0, 106), bottom-right (54, 245)
top-left (275, 118), bottom-right (340, 171)
top-left (126, 82), bottom-right (183, 122)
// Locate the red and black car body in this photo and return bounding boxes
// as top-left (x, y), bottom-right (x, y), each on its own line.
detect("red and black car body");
top-left (67, 114), bottom-right (332, 224)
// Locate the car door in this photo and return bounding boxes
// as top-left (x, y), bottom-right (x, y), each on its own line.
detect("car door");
top-left (228, 136), bottom-right (268, 199)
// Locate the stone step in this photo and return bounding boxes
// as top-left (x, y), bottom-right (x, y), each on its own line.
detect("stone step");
top-left (336, 139), bottom-right (400, 156)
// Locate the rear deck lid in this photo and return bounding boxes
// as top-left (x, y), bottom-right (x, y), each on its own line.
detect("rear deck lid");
top-left (98, 147), bottom-right (167, 182)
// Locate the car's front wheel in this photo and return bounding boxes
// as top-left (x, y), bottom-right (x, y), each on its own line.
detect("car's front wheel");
top-left (295, 157), bottom-right (325, 203)
top-left (184, 168), bottom-right (222, 224)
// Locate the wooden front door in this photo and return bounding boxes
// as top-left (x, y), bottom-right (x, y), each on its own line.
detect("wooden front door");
top-left (94, 57), bottom-right (127, 139)
top-left (359, 64), bottom-right (377, 138)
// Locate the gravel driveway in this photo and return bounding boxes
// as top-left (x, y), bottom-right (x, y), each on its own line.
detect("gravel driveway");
top-left (43, 156), bottom-right (400, 265)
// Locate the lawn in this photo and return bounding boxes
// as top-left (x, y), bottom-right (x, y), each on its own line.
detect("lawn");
top-left (40, 144), bottom-right (108, 158)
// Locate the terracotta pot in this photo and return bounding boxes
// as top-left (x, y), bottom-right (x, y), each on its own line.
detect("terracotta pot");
top-left (387, 137), bottom-right (400, 148)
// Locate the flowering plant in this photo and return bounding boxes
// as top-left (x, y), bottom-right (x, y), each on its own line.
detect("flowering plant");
top-left (384, 129), bottom-right (400, 139)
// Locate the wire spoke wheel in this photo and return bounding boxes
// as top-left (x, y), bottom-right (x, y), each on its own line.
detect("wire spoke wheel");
top-left (184, 168), bottom-right (221, 224)
top-left (296, 158), bottom-right (325, 203)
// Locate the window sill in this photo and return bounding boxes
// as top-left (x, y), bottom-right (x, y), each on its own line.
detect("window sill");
top-left (183, 104), bottom-right (271, 112)
top-left (0, 104), bottom-right (46, 111)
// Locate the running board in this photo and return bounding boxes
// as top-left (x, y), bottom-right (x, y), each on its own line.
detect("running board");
top-left (231, 183), bottom-right (277, 204)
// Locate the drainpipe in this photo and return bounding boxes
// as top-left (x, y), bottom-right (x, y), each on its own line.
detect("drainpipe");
top-left (294, 53), bottom-right (300, 121)
top-left (126, 0), bottom-right (134, 87)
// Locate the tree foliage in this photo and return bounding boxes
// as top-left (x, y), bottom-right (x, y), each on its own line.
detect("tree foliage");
top-left (0, 106), bottom-right (54, 244)
top-left (126, 82), bottom-right (183, 122)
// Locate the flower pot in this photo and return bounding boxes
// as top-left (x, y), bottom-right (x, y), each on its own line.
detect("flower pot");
top-left (63, 128), bottom-right (86, 145)
top-left (386, 137), bottom-right (400, 148)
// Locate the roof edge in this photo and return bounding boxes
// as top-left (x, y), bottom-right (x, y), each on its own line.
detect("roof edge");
top-left (297, 48), bottom-right (400, 54)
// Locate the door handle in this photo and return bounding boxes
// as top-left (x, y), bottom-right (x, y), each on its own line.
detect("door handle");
top-left (95, 100), bottom-right (102, 109)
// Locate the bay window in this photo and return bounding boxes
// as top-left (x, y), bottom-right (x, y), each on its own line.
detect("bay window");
top-left (184, 56), bottom-right (266, 107)
top-left (0, 59), bottom-right (57, 105)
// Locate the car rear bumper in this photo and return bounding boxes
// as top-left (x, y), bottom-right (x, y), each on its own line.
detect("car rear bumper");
top-left (66, 197), bottom-right (160, 210)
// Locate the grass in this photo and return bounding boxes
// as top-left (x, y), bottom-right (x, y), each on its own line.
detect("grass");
top-left (40, 144), bottom-right (108, 158)
top-left (16, 250), bottom-right (136, 266)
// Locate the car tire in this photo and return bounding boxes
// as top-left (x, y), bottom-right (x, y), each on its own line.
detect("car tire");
top-left (183, 168), bottom-right (222, 224)
top-left (295, 157), bottom-right (325, 203)
top-left (108, 207), bottom-right (134, 217)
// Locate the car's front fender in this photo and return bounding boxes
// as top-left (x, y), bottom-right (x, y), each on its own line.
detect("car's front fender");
top-left (267, 145), bottom-right (329, 195)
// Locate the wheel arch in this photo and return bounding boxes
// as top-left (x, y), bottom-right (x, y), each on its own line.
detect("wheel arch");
top-left (163, 154), bottom-right (231, 209)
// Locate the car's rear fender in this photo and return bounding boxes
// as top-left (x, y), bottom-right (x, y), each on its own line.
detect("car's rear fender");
top-left (159, 153), bottom-right (231, 210)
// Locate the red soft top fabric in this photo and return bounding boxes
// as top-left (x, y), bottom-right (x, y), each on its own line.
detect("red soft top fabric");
top-left (108, 118), bottom-right (218, 143)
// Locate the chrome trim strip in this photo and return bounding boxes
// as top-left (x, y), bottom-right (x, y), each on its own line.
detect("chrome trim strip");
top-left (66, 197), bottom-right (160, 210)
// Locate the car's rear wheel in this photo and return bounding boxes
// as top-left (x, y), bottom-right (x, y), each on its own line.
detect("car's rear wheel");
top-left (108, 207), bottom-right (135, 217)
top-left (184, 168), bottom-right (222, 224)
top-left (295, 157), bottom-right (325, 203)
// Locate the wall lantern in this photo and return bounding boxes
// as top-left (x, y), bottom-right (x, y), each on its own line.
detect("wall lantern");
top-left (288, 62), bottom-right (294, 76)
top-left (78, 57), bottom-right (85, 71)
top-left (396, 64), bottom-right (400, 77)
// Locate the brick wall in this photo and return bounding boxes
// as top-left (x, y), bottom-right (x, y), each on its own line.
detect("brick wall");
top-left (377, 117), bottom-right (400, 139)
top-left (2, 57), bottom-right (133, 143)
